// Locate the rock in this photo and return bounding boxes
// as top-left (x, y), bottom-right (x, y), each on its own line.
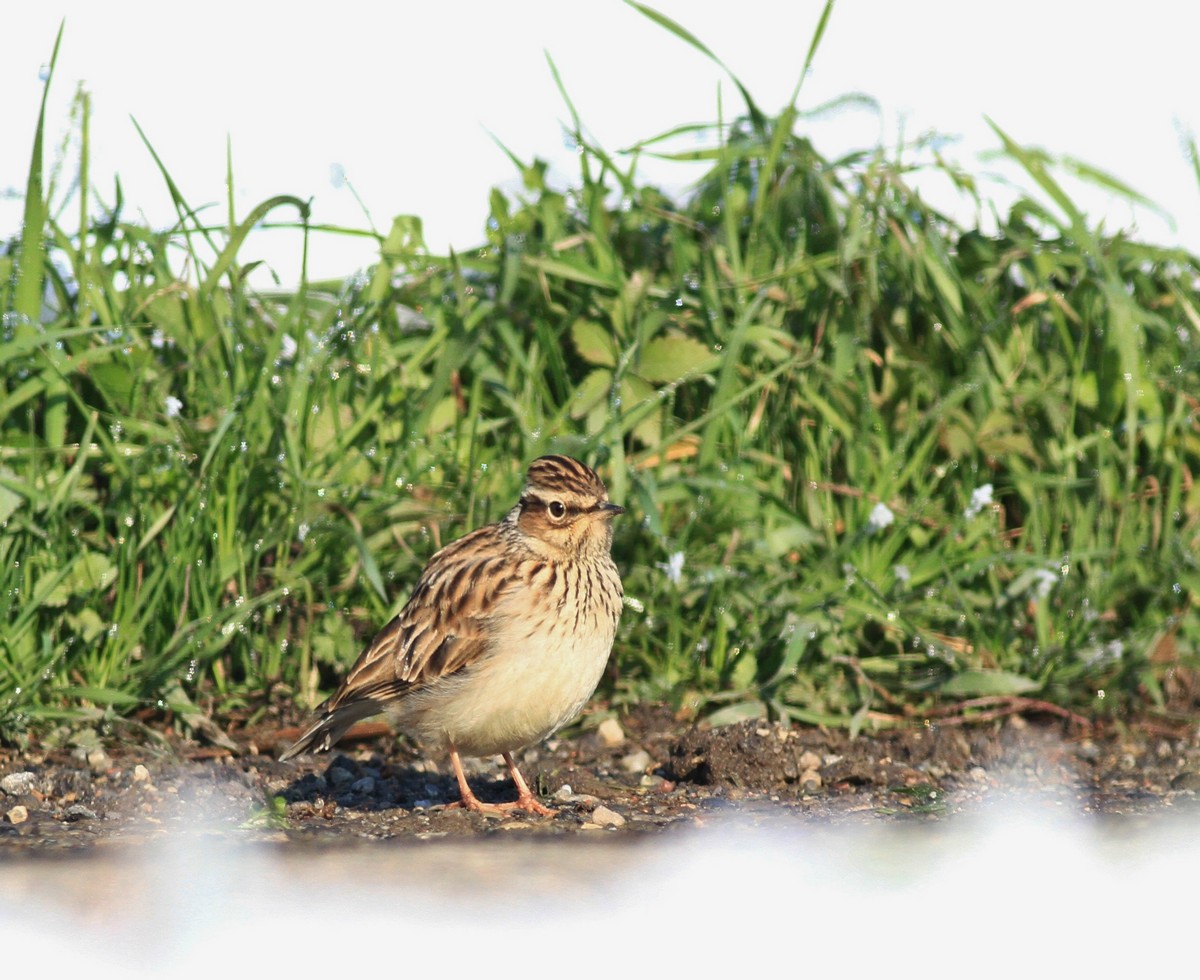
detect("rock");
top-left (596, 718), bottom-right (626, 748)
top-left (86, 749), bottom-right (111, 775)
top-left (1171, 771), bottom-right (1200, 792)
top-left (1, 771), bottom-right (37, 796)
top-left (797, 750), bottom-right (823, 772)
top-left (132, 764), bottom-right (151, 783)
top-left (64, 804), bottom-right (97, 821)
top-left (555, 786), bottom-right (600, 805)
top-left (6, 805), bottom-right (28, 825)
top-left (800, 769), bottom-right (823, 792)
top-left (350, 777), bottom-right (376, 795)
top-left (620, 749), bottom-right (652, 774)
top-left (590, 805), bottom-right (626, 828)
top-left (328, 767), bottom-right (355, 789)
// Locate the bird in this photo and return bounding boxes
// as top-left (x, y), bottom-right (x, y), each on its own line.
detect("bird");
top-left (279, 454), bottom-right (624, 816)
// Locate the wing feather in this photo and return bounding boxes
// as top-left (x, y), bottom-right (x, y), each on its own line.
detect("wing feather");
top-left (322, 524), bottom-right (521, 714)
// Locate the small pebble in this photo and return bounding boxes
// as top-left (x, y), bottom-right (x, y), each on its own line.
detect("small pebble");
top-left (1171, 771), bottom-right (1200, 792)
top-left (800, 769), bottom-right (823, 792)
top-left (797, 750), bottom-right (822, 771)
top-left (132, 765), bottom-right (151, 783)
top-left (86, 749), bottom-right (111, 775)
top-left (350, 776), bottom-right (376, 795)
top-left (6, 805), bottom-right (28, 825)
top-left (620, 749), bottom-right (652, 774)
top-left (591, 805), bottom-right (625, 828)
top-left (328, 768), bottom-right (354, 789)
top-left (596, 718), bottom-right (626, 748)
top-left (1, 772), bottom-right (37, 796)
top-left (64, 804), bottom-right (97, 821)
top-left (554, 785), bottom-right (600, 805)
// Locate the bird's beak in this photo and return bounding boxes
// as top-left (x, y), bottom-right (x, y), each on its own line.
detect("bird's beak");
top-left (600, 502), bottom-right (624, 519)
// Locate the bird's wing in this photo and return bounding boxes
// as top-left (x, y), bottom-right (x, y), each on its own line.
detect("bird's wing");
top-left (322, 525), bottom-right (523, 711)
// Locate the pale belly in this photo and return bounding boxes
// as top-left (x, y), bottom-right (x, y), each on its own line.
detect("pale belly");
top-left (389, 615), bottom-right (617, 758)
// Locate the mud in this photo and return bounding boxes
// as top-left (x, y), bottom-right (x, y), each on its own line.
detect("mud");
top-left (2, 706), bottom-right (1199, 851)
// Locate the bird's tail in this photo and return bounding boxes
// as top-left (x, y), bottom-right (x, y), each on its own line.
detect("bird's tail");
top-left (277, 701), bottom-right (381, 761)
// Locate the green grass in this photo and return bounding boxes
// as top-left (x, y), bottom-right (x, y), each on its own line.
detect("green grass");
top-left (2, 5), bottom-right (1199, 742)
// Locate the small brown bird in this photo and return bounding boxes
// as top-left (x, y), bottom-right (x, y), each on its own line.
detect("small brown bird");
top-left (280, 454), bottom-right (624, 815)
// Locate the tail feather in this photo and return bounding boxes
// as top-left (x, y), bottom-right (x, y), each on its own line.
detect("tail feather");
top-left (278, 701), bottom-right (382, 761)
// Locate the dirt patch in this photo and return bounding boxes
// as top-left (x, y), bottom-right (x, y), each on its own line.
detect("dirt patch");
top-left (2, 706), bottom-right (1199, 851)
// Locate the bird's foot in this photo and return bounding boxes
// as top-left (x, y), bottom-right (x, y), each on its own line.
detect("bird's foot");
top-left (443, 793), bottom-right (555, 818)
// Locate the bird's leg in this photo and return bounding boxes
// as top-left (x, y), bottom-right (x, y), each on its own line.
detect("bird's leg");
top-left (444, 742), bottom-right (495, 812)
top-left (501, 751), bottom-right (556, 816)
top-left (441, 743), bottom-right (554, 817)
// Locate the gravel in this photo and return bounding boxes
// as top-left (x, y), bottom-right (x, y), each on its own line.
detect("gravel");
top-left (0, 706), bottom-right (1198, 851)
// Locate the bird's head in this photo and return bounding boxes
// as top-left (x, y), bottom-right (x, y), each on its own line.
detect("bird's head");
top-left (513, 454), bottom-right (623, 560)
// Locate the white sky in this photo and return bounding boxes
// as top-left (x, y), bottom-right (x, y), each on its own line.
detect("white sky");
top-left (3, 1), bottom-right (1199, 285)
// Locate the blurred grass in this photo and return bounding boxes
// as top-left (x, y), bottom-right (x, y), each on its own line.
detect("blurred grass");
top-left (2, 5), bottom-right (1199, 743)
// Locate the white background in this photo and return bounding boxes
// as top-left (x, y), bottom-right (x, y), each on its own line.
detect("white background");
top-left (3, 1), bottom-right (1199, 284)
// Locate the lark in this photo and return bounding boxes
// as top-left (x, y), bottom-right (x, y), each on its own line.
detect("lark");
top-left (279, 454), bottom-right (624, 816)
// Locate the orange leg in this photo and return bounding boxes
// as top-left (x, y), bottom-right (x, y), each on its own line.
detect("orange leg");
top-left (502, 752), bottom-right (555, 816)
top-left (443, 743), bottom-right (555, 817)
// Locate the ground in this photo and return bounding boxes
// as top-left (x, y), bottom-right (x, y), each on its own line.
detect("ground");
top-left (2, 704), bottom-right (1199, 849)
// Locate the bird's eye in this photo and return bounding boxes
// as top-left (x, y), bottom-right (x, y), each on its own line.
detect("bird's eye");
top-left (547, 500), bottom-right (567, 521)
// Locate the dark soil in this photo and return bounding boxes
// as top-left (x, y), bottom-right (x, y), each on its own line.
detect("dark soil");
top-left (2, 705), bottom-right (1199, 851)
